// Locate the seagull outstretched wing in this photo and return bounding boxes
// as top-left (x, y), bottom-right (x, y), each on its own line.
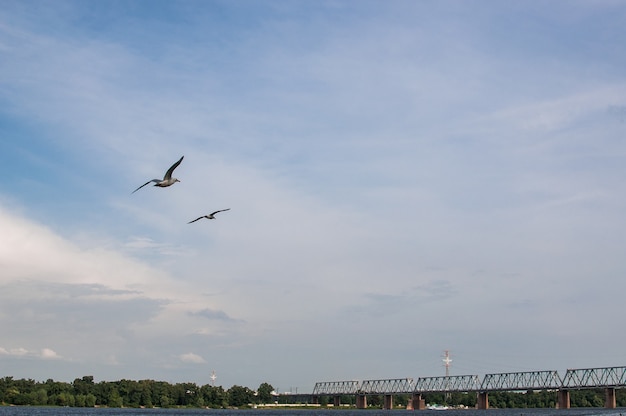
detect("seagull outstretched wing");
top-left (164, 156), bottom-right (184, 180)
top-left (132, 179), bottom-right (159, 194)
top-left (187, 208), bottom-right (231, 223)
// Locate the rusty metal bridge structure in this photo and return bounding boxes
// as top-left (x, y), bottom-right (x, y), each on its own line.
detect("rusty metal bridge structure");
top-left (310, 366), bottom-right (626, 410)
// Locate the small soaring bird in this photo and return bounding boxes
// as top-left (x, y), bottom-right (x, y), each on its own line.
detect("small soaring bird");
top-left (132, 156), bottom-right (184, 193)
top-left (188, 209), bottom-right (231, 224)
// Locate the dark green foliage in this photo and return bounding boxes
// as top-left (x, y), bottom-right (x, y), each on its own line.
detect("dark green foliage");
top-left (256, 382), bottom-right (274, 404)
top-left (0, 376), bottom-right (273, 408)
top-left (227, 385), bottom-right (254, 407)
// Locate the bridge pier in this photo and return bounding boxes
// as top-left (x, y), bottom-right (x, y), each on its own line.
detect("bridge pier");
top-left (383, 394), bottom-right (393, 410)
top-left (356, 395), bottom-right (367, 409)
top-left (407, 393), bottom-right (425, 410)
top-left (477, 392), bottom-right (489, 410)
top-left (557, 389), bottom-right (570, 409)
top-left (333, 396), bottom-right (341, 407)
top-left (605, 387), bottom-right (616, 409)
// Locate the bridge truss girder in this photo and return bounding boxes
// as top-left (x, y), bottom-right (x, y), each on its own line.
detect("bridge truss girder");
top-left (480, 371), bottom-right (562, 392)
top-left (312, 380), bottom-right (360, 395)
top-left (414, 375), bottom-right (481, 393)
top-left (359, 378), bottom-right (414, 394)
top-left (561, 367), bottom-right (626, 389)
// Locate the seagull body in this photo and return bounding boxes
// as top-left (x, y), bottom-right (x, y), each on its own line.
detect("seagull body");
top-left (132, 156), bottom-right (184, 193)
top-left (188, 209), bottom-right (231, 224)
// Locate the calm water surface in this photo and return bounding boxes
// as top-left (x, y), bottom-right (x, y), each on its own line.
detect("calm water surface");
top-left (0, 408), bottom-right (625, 416)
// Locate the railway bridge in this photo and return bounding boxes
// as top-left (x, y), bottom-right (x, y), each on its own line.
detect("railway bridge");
top-left (310, 366), bottom-right (626, 410)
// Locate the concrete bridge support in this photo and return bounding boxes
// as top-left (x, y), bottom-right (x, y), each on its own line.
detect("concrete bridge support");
top-left (383, 394), bottom-right (393, 410)
top-left (356, 395), bottom-right (367, 409)
top-left (477, 392), bottom-right (489, 410)
top-left (557, 389), bottom-right (570, 409)
top-left (407, 393), bottom-right (425, 410)
top-left (333, 396), bottom-right (341, 407)
top-left (605, 387), bottom-right (616, 409)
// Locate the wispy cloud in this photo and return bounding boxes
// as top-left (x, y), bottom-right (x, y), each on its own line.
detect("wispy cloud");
top-left (0, 347), bottom-right (61, 360)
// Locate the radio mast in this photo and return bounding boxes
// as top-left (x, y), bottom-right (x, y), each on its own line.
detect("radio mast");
top-left (442, 350), bottom-right (452, 377)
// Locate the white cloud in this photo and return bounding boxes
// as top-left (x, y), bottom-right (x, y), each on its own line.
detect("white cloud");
top-left (0, 347), bottom-right (28, 357)
top-left (179, 353), bottom-right (206, 364)
top-left (41, 348), bottom-right (61, 360)
top-left (0, 347), bottom-right (60, 359)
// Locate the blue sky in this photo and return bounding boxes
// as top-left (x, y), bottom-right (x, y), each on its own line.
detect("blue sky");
top-left (1, 0), bottom-right (626, 393)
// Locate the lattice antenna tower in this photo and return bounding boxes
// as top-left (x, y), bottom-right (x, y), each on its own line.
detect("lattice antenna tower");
top-left (442, 350), bottom-right (452, 377)
top-left (210, 370), bottom-right (217, 386)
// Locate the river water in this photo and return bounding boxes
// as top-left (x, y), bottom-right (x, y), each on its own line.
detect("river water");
top-left (0, 408), bottom-right (625, 416)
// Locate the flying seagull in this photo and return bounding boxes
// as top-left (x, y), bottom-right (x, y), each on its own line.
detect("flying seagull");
top-left (188, 209), bottom-right (231, 224)
top-left (132, 156), bottom-right (184, 194)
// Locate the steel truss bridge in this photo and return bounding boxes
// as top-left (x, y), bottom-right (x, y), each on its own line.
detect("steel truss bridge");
top-left (311, 366), bottom-right (626, 410)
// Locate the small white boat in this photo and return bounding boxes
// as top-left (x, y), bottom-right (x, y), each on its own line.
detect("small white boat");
top-left (427, 404), bottom-right (449, 410)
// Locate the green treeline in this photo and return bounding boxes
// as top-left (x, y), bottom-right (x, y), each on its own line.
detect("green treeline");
top-left (0, 376), bottom-right (276, 408)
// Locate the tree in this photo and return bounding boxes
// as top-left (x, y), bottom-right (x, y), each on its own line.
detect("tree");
top-left (85, 393), bottom-right (97, 407)
top-left (73, 376), bottom-right (94, 396)
top-left (32, 388), bottom-right (48, 405)
top-left (200, 384), bottom-right (227, 408)
top-left (107, 389), bottom-right (123, 408)
top-left (138, 380), bottom-right (153, 408)
top-left (55, 392), bottom-right (75, 407)
top-left (171, 382), bottom-right (199, 406)
top-left (45, 379), bottom-right (71, 396)
top-left (159, 395), bottom-right (171, 408)
top-left (257, 382), bottom-right (274, 404)
top-left (228, 385), bottom-right (254, 407)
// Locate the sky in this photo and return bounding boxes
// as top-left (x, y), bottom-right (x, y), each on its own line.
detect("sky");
top-left (1, 0), bottom-right (626, 394)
